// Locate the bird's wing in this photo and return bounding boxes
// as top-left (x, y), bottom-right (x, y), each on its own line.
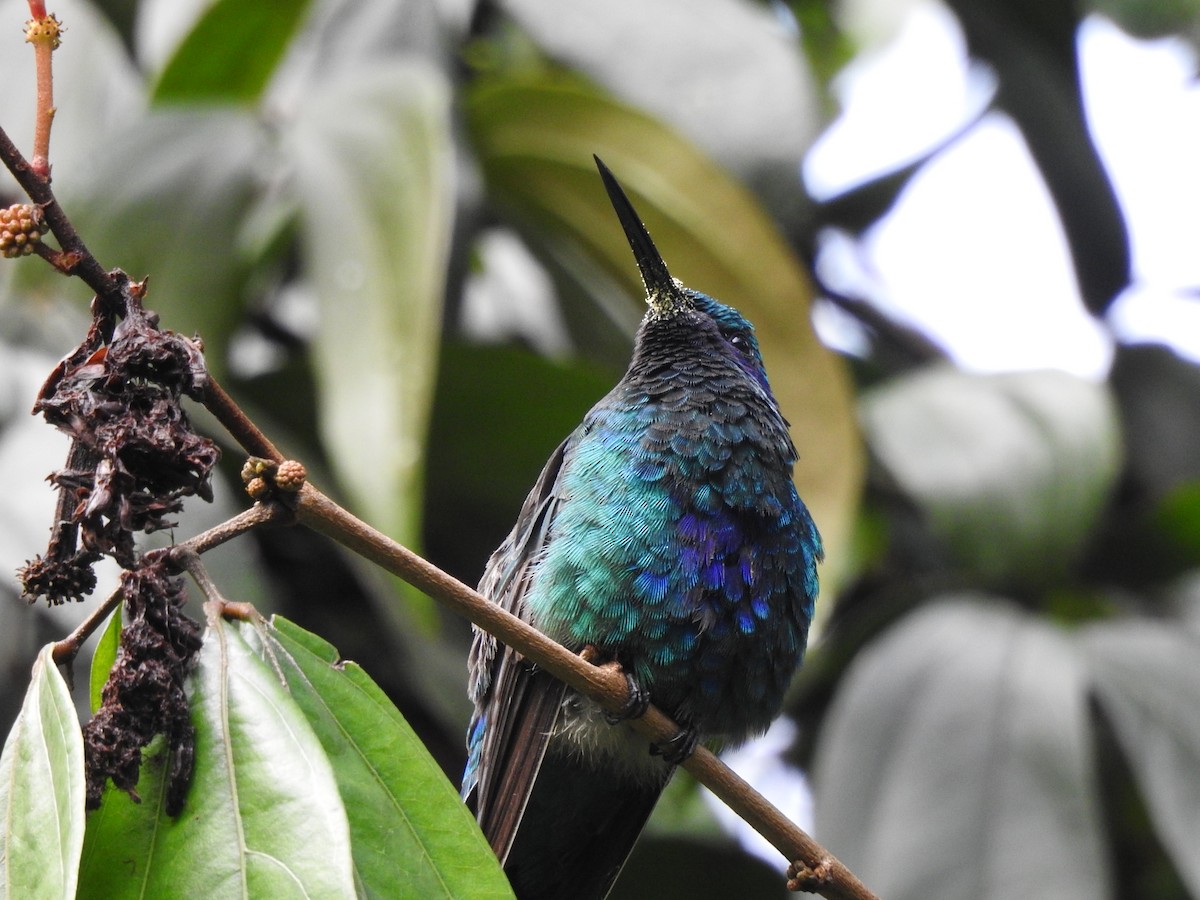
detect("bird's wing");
top-left (464, 435), bottom-right (573, 863)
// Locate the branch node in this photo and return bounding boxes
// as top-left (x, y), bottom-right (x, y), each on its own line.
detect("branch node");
top-left (787, 856), bottom-right (835, 893)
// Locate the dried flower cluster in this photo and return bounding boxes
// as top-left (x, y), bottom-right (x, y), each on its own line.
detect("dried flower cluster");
top-left (18, 277), bottom-right (219, 812)
top-left (19, 279), bottom-right (219, 603)
top-left (81, 555), bottom-right (202, 813)
top-left (241, 455), bottom-right (307, 499)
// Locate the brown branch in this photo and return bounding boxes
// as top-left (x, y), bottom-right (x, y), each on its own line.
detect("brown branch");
top-left (202, 377), bottom-right (284, 462)
top-left (172, 500), bottom-right (292, 557)
top-left (51, 583), bottom-right (122, 682)
top-left (292, 485), bottom-right (877, 900)
top-left (0, 122), bottom-right (122, 306)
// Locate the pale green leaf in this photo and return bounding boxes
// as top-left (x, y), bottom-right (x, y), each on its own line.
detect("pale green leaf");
top-left (78, 614), bottom-right (356, 899)
top-left (814, 599), bottom-right (1109, 900)
top-left (0, 644), bottom-right (85, 900)
top-left (287, 60), bottom-right (455, 550)
top-left (1084, 623), bottom-right (1200, 895)
top-left (242, 616), bottom-right (513, 899)
top-left (860, 366), bottom-right (1122, 586)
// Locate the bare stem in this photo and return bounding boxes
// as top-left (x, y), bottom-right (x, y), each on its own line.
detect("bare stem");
top-left (0, 122), bottom-right (121, 305)
top-left (202, 377), bottom-right (283, 462)
top-left (24, 7), bottom-right (60, 179)
top-left (51, 583), bottom-right (122, 686)
top-left (174, 500), bottom-right (291, 557)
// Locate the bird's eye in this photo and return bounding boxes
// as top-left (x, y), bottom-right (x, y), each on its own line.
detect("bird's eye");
top-left (728, 334), bottom-right (749, 352)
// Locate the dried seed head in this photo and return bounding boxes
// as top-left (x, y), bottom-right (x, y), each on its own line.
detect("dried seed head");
top-left (82, 556), bottom-right (201, 812)
top-left (18, 550), bottom-right (99, 605)
top-left (0, 204), bottom-right (43, 258)
top-left (23, 280), bottom-right (219, 603)
top-left (241, 456), bottom-right (273, 484)
top-left (273, 460), bottom-right (307, 492)
top-left (245, 476), bottom-right (269, 500)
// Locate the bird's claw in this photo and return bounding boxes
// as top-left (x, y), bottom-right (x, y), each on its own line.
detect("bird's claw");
top-left (650, 726), bottom-right (698, 764)
top-left (581, 645), bottom-right (650, 724)
top-left (605, 670), bottom-right (650, 724)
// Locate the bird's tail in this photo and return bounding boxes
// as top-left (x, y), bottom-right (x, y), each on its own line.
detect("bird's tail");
top-left (501, 748), bottom-right (668, 900)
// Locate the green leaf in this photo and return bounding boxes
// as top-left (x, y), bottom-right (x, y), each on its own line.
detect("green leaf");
top-left (0, 644), bottom-right (85, 900)
top-left (152, 0), bottom-right (313, 104)
top-left (813, 600), bottom-right (1109, 900)
top-left (78, 613), bottom-right (357, 899)
top-left (860, 366), bottom-right (1122, 587)
top-left (287, 60), bottom-right (455, 552)
top-left (1084, 623), bottom-right (1200, 896)
top-left (467, 75), bottom-right (863, 585)
top-left (242, 616), bottom-right (513, 899)
top-left (89, 604), bottom-right (123, 715)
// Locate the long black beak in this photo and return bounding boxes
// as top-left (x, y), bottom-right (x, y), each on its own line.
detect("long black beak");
top-left (594, 155), bottom-right (687, 316)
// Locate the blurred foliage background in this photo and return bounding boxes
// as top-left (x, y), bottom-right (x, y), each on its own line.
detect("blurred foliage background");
top-left (1, 0), bottom-right (1198, 897)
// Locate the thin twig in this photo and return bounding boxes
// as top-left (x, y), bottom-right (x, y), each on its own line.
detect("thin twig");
top-left (202, 377), bottom-right (283, 462)
top-left (292, 485), bottom-right (877, 900)
top-left (172, 500), bottom-right (291, 557)
top-left (51, 582), bottom-right (122, 682)
top-left (173, 546), bottom-right (260, 621)
top-left (0, 121), bottom-right (121, 303)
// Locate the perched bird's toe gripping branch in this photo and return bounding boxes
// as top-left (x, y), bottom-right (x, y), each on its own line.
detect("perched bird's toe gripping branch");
top-left (579, 645), bottom-right (652, 724)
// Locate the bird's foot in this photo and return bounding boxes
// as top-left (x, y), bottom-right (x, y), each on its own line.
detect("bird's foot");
top-left (580, 645), bottom-right (650, 724)
top-left (650, 726), bottom-right (698, 765)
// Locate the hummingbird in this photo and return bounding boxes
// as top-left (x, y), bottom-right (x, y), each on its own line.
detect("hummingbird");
top-left (463, 156), bottom-right (822, 899)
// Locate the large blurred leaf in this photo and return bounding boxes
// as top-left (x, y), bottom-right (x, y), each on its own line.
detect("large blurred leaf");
top-left (152, 0), bottom-right (313, 104)
top-left (242, 616), bottom-right (512, 899)
top-left (467, 76), bottom-right (863, 586)
top-left (425, 342), bottom-right (617, 580)
top-left (79, 613), bottom-right (356, 898)
top-left (861, 365), bottom-right (1121, 587)
top-left (1084, 623), bottom-right (1200, 896)
top-left (0, 644), bottom-right (85, 900)
top-left (496, 0), bottom-right (819, 224)
top-left (814, 599), bottom-right (1109, 900)
top-left (68, 110), bottom-right (267, 368)
top-left (288, 60), bottom-right (455, 549)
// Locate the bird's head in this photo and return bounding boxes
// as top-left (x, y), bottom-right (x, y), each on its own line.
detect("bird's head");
top-left (594, 155), bottom-right (778, 403)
